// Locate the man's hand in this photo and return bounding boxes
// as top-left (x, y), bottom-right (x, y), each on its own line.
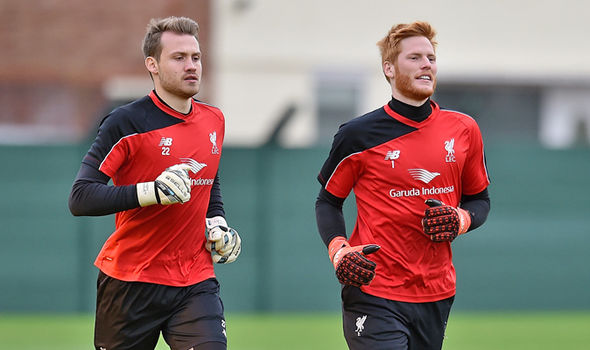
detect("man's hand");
top-left (137, 164), bottom-right (192, 206)
top-left (206, 216), bottom-right (242, 264)
top-left (422, 199), bottom-right (472, 242)
top-left (328, 237), bottom-right (380, 287)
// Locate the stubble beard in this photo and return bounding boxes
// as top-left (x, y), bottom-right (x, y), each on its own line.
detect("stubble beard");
top-left (159, 74), bottom-right (200, 100)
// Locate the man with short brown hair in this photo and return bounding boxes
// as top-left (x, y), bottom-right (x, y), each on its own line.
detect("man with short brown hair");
top-left (69, 16), bottom-right (241, 350)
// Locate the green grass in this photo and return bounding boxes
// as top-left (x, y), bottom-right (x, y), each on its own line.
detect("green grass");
top-left (443, 312), bottom-right (590, 350)
top-left (1, 311), bottom-right (589, 349)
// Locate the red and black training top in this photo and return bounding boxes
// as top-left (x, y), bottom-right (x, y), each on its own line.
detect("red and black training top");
top-left (317, 99), bottom-right (490, 303)
top-left (70, 91), bottom-right (225, 287)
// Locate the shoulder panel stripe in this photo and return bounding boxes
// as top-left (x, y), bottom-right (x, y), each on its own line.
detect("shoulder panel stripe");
top-left (98, 133), bottom-right (138, 172)
top-left (324, 151), bottom-right (362, 190)
top-left (439, 108), bottom-right (476, 121)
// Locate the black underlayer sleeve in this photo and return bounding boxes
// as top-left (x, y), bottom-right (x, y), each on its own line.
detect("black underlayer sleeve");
top-left (460, 188), bottom-right (491, 231)
top-left (68, 162), bottom-right (139, 216)
top-left (206, 172), bottom-right (225, 218)
top-left (315, 188), bottom-right (347, 247)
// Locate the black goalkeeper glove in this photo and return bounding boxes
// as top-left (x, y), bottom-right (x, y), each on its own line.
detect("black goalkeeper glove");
top-left (328, 237), bottom-right (380, 287)
top-left (422, 199), bottom-right (472, 242)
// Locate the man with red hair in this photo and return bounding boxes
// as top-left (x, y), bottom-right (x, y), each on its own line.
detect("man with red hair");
top-left (316, 21), bottom-right (490, 349)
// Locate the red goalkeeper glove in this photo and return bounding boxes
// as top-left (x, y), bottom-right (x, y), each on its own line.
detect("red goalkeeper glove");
top-left (422, 199), bottom-right (472, 242)
top-left (328, 237), bottom-right (380, 287)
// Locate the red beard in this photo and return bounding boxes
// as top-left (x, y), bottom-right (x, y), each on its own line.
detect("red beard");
top-left (394, 66), bottom-right (436, 102)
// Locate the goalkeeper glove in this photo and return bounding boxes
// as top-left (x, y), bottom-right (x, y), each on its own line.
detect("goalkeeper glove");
top-left (328, 237), bottom-right (380, 287)
top-left (206, 216), bottom-right (242, 264)
top-left (422, 199), bottom-right (472, 242)
top-left (137, 163), bottom-right (192, 206)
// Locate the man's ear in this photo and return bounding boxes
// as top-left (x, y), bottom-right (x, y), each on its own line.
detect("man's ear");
top-left (145, 56), bottom-right (158, 75)
top-left (383, 61), bottom-right (395, 80)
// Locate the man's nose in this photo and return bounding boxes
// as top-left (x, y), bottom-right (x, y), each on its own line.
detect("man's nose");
top-left (186, 60), bottom-right (198, 70)
top-left (420, 57), bottom-right (432, 68)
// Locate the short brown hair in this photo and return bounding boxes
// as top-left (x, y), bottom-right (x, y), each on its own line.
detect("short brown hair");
top-left (377, 21), bottom-right (437, 67)
top-left (142, 16), bottom-right (199, 60)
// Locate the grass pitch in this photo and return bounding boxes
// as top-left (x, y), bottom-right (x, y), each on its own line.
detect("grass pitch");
top-left (0, 311), bottom-right (589, 349)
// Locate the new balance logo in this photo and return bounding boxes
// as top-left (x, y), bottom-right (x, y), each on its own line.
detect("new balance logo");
top-left (384, 150), bottom-right (400, 168)
top-left (160, 137), bottom-right (173, 156)
top-left (408, 168), bottom-right (440, 184)
top-left (159, 137), bottom-right (173, 146)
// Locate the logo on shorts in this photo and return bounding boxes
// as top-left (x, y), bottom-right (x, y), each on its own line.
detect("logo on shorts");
top-left (355, 315), bottom-right (367, 336)
top-left (221, 319), bottom-right (227, 338)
